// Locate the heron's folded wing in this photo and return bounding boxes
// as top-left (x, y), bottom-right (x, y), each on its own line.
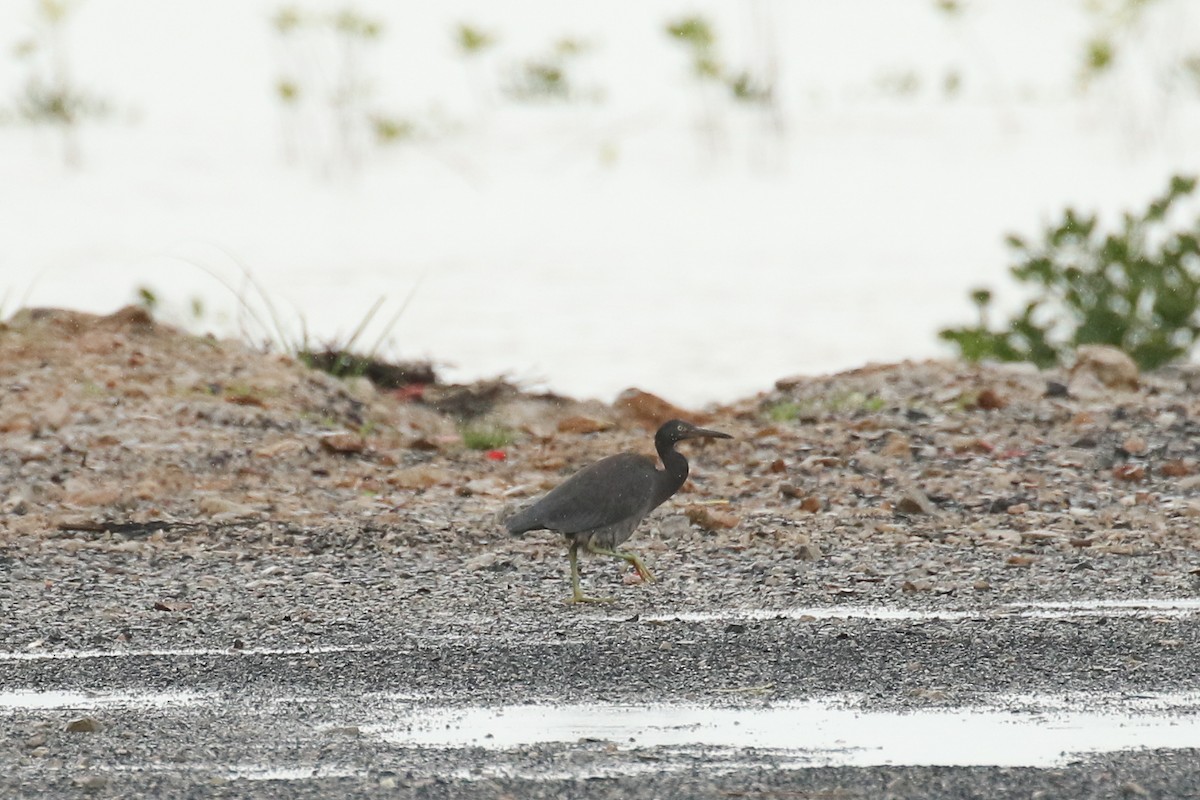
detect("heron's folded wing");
top-left (511, 453), bottom-right (659, 534)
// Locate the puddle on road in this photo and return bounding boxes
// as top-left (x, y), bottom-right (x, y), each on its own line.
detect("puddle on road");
top-left (221, 764), bottom-right (361, 782)
top-left (2, 687), bottom-right (1199, 772)
top-left (0, 689), bottom-right (210, 710)
top-left (367, 693), bottom-right (1200, 768)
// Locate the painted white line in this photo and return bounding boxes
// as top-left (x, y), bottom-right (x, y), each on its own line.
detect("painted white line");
top-left (1, 598), bottom-right (1196, 662)
top-left (0, 644), bottom-right (373, 663)
top-left (611, 597), bottom-right (1200, 624)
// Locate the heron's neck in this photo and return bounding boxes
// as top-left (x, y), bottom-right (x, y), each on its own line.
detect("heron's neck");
top-left (654, 440), bottom-right (690, 505)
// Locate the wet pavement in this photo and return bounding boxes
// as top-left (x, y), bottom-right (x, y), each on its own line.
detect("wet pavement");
top-left (3, 597), bottom-right (1200, 799)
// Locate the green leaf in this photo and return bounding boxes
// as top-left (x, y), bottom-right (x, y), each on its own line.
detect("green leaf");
top-left (940, 174), bottom-right (1200, 372)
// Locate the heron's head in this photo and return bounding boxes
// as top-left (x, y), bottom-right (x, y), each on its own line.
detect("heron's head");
top-left (656, 419), bottom-right (733, 445)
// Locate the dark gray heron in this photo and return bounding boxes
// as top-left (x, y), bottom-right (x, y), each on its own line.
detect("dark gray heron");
top-left (506, 419), bottom-right (732, 603)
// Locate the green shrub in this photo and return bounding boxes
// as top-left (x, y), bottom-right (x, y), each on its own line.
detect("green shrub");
top-left (940, 175), bottom-right (1200, 370)
top-left (460, 424), bottom-right (515, 450)
top-left (503, 37), bottom-right (591, 102)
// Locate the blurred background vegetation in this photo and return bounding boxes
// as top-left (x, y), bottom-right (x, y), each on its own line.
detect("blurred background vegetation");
top-left (3, 0), bottom-right (1200, 383)
top-left (7, 0), bottom-right (1197, 171)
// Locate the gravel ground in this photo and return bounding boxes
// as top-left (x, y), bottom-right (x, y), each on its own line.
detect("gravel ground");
top-left (4, 307), bottom-right (1200, 798)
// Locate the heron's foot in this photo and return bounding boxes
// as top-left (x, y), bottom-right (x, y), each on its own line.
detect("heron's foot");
top-left (566, 590), bottom-right (615, 604)
top-left (628, 556), bottom-right (655, 583)
top-left (585, 543), bottom-right (655, 584)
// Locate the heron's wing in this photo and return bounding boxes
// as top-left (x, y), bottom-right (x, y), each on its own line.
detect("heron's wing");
top-left (506, 453), bottom-right (659, 535)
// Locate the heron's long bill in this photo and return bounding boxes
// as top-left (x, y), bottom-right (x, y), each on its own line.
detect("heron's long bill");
top-left (682, 426), bottom-right (732, 440)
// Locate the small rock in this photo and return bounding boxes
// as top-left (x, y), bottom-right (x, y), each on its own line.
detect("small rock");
top-left (1069, 345), bottom-right (1139, 392)
top-left (197, 496), bottom-right (258, 518)
top-left (1044, 380), bottom-right (1069, 398)
top-left (38, 397), bottom-right (73, 430)
top-left (344, 376), bottom-right (375, 400)
top-left (1120, 436), bottom-right (1148, 456)
top-left (152, 599), bottom-right (193, 613)
top-left (1120, 780), bottom-right (1150, 797)
top-left (73, 774), bottom-right (108, 791)
top-left (854, 451), bottom-right (891, 475)
top-left (896, 486), bottom-right (938, 515)
top-left (798, 455), bottom-right (842, 472)
top-left (614, 388), bottom-right (699, 430)
top-left (65, 716), bottom-right (102, 733)
top-left (459, 478), bottom-right (504, 496)
top-left (256, 438), bottom-right (306, 458)
top-left (658, 515), bottom-right (694, 538)
top-left (556, 415), bottom-right (613, 434)
top-left (388, 465), bottom-right (451, 489)
top-left (63, 485), bottom-right (122, 508)
top-left (225, 392), bottom-right (266, 407)
top-left (464, 552), bottom-right (500, 571)
top-left (799, 496), bottom-right (822, 514)
top-left (1112, 464), bottom-right (1147, 482)
top-left (881, 433), bottom-right (912, 460)
top-left (1, 491), bottom-right (29, 514)
top-left (1161, 460), bottom-right (1193, 478)
top-left (794, 534), bottom-right (821, 561)
top-left (975, 387), bottom-right (1007, 410)
top-left (103, 304), bottom-right (156, 331)
top-left (683, 505), bottom-right (740, 531)
top-left (16, 443), bottom-right (51, 462)
top-left (319, 431), bottom-right (366, 454)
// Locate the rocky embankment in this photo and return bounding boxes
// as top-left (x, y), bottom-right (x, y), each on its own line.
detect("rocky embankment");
top-left (2, 305), bottom-right (1200, 616)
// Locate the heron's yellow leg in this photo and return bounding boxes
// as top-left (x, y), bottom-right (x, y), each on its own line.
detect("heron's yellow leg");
top-left (585, 541), bottom-right (655, 583)
top-left (566, 541), bottom-right (613, 604)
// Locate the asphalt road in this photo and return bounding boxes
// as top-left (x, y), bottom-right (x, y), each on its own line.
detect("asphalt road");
top-left (4, 595), bottom-right (1200, 800)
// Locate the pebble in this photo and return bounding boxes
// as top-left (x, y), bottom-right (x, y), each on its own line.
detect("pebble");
top-left (72, 774), bottom-right (108, 791)
top-left (556, 415), bottom-right (614, 434)
top-left (1070, 345), bottom-right (1139, 391)
top-left (65, 716), bottom-right (102, 733)
top-left (320, 431), bottom-right (366, 454)
top-left (896, 487), bottom-right (938, 515)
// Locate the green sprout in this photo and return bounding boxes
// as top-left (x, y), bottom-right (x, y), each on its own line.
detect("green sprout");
top-left (461, 424), bottom-right (515, 450)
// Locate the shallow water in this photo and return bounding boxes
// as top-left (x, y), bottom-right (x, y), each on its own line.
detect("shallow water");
top-left (4, 685), bottom-right (1198, 770)
top-left (3, 598), bottom-right (1198, 775)
top-left (366, 693), bottom-right (1200, 768)
top-left (0, 688), bottom-right (210, 710)
top-left (5, 3), bottom-right (1196, 405)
